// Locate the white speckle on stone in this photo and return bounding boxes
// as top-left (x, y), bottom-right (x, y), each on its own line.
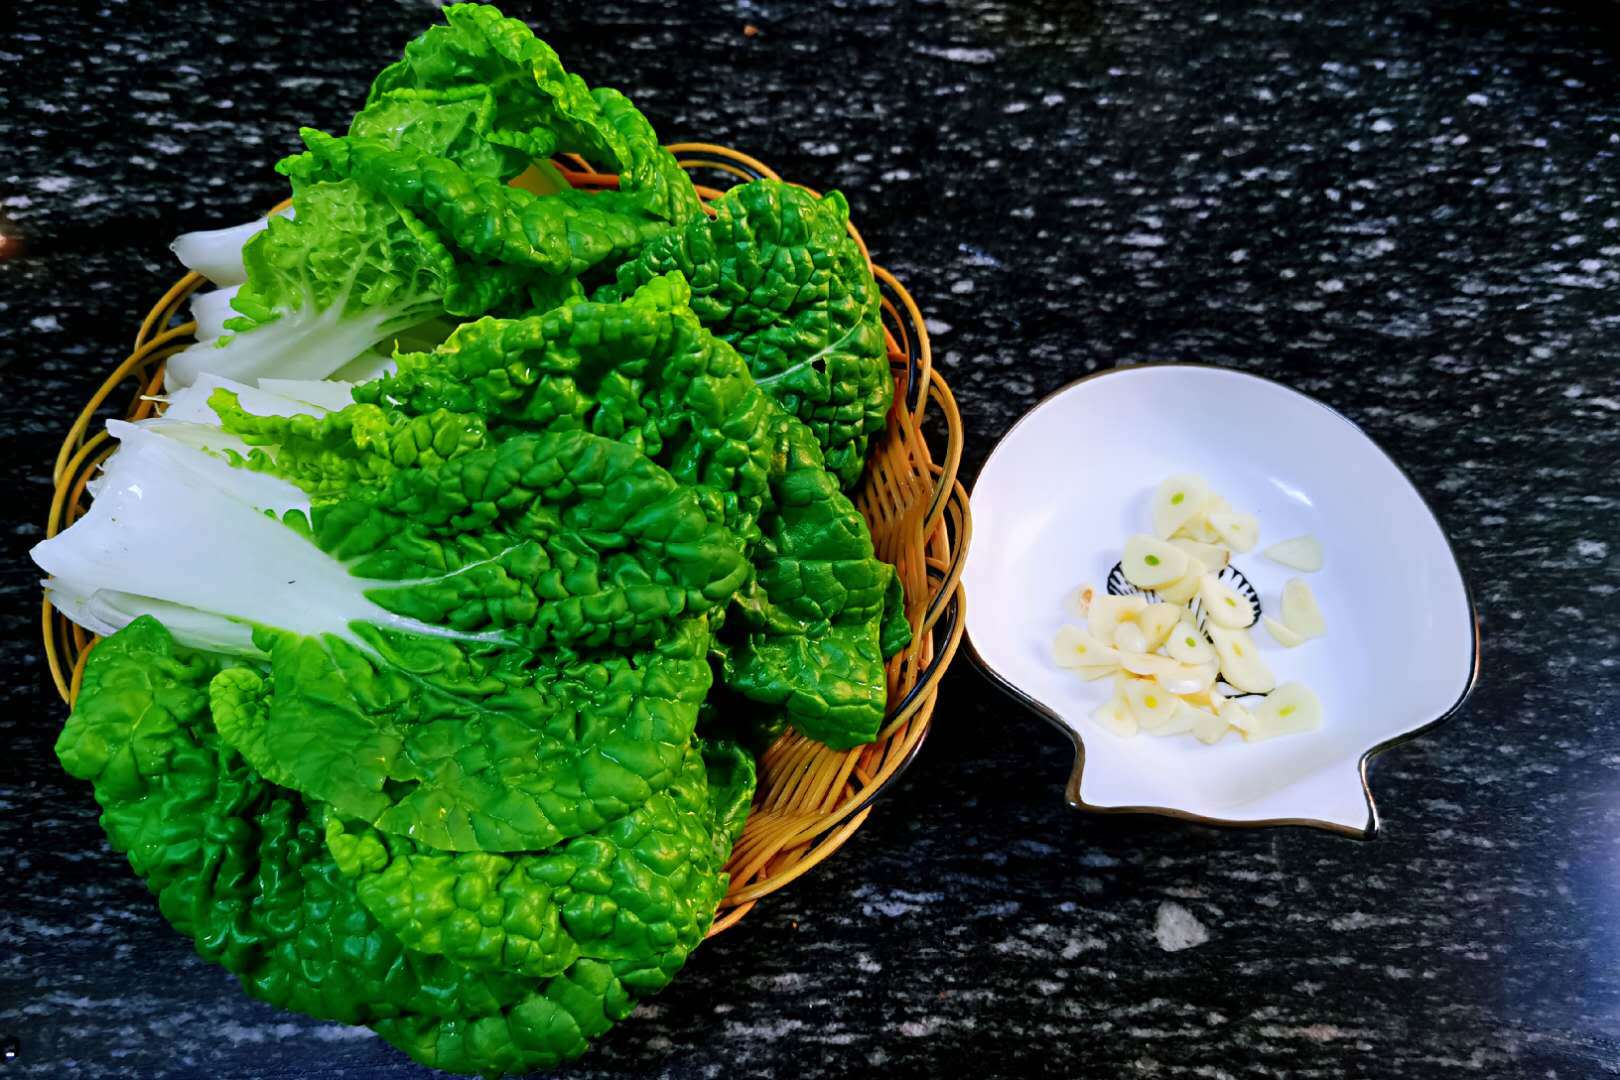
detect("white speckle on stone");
top-left (1318, 278), bottom-right (1345, 293)
top-left (36, 175), bottom-right (74, 193)
top-left (803, 141), bottom-right (840, 157)
top-left (1326, 188), bottom-right (1342, 202)
top-left (1042, 92), bottom-right (1066, 106)
top-left (1452, 133), bottom-right (1470, 146)
top-left (1230, 249), bottom-right (1249, 263)
top-left (917, 45), bottom-right (997, 64)
top-left (1576, 539), bottom-right (1609, 561)
top-left (1370, 118), bottom-right (1394, 133)
top-left (925, 318), bottom-right (952, 336)
top-left (30, 315), bottom-right (61, 332)
top-left (1564, 383), bottom-right (1585, 398)
top-left (1255, 87), bottom-right (1275, 102)
top-left (950, 279), bottom-right (975, 294)
top-left (1121, 232), bottom-right (1165, 248)
top-left (1154, 901), bottom-right (1210, 952)
top-left (881, 168), bottom-right (913, 181)
top-left (1466, 92), bottom-right (1489, 106)
top-left (1579, 259), bottom-right (1604, 273)
top-left (1004, 101), bottom-right (1028, 114)
top-left (856, 953), bottom-right (882, 974)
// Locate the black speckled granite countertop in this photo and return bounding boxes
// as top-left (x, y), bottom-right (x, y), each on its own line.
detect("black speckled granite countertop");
top-left (3, 2), bottom-right (1618, 1077)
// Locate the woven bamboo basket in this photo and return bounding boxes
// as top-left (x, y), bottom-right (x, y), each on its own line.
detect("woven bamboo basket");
top-left (40, 144), bottom-right (971, 935)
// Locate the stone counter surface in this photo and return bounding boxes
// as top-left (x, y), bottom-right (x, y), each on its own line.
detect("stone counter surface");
top-left (2, 1), bottom-right (1617, 1077)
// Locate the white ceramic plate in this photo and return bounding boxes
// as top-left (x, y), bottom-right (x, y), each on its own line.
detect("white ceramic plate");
top-left (963, 364), bottom-right (1478, 837)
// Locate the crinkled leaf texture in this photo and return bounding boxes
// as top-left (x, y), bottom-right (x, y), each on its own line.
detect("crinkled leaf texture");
top-left (168, 0), bottom-right (699, 393)
top-left (36, 413), bottom-right (748, 854)
top-left (599, 180), bottom-right (892, 488)
top-left (49, 4), bottom-right (919, 1072)
top-left (363, 273), bottom-right (910, 748)
top-left (56, 618), bottom-right (749, 1076)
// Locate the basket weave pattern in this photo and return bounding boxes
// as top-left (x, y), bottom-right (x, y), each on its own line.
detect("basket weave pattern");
top-left (41, 145), bottom-right (971, 935)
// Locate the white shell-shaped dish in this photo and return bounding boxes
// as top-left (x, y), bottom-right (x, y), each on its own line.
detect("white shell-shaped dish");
top-left (963, 365), bottom-right (1478, 837)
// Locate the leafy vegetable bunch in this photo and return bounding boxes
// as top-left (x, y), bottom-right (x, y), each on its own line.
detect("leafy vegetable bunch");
top-left (33, 5), bottom-right (907, 1074)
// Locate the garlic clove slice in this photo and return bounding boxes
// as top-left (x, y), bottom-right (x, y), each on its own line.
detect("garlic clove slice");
top-left (1207, 624), bottom-right (1276, 694)
top-left (1280, 577), bottom-right (1326, 639)
top-left (1246, 681), bottom-right (1323, 740)
top-left (1123, 534), bottom-right (1191, 588)
top-left (1208, 510), bottom-right (1260, 553)
top-left (1052, 624), bottom-right (1120, 669)
top-left (1263, 535), bottom-right (1324, 573)
top-left (1262, 615), bottom-right (1306, 649)
top-left (1088, 594), bottom-right (1149, 643)
top-left (1151, 474), bottom-right (1210, 540)
top-left (1198, 573), bottom-right (1257, 629)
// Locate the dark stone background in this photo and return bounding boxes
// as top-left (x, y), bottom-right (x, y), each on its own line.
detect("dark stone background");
top-left (2, 1), bottom-right (1617, 1076)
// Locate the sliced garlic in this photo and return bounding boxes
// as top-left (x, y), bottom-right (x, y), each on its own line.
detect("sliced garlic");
top-left (1262, 615), bottom-right (1306, 649)
top-left (1170, 538), bottom-right (1230, 571)
top-left (1156, 661), bottom-right (1218, 696)
top-left (1190, 706), bottom-right (1229, 745)
top-left (1246, 682), bottom-right (1323, 741)
top-left (1124, 677), bottom-right (1178, 729)
top-left (1181, 687), bottom-right (1218, 711)
top-left (1134, 603), bottom-right (1182, 651)
top-left (1263, 535), bottom-right (1323, 573)
top-left (1280, 577), bottom-right (1326, 639)
top-left (1165, 621), bottom-right (1217, 665)
top-left (1143, 703), bottom-right (1199, 737)
top-left (1122, 534), bottom-right (1190, 588)
top-left (1092, 690), bottom-right (1138, 738)
top-left (1119, 651), bottom-right (1173, 678)
top-left (1112, 620), bottom-right (1149, 654)
top-left (1207, 624), bottom-right (1276, 694)
top-left (1088, 594), bottom-right (1149, 642)
top-left (1063, 583), bottom-right (1095, 619)
top-left (1217, 695), bottom-right (1256, 734)
top-left (1173, 511), bottom-right (1225, 544)
top-left (1154, 557), bottom-right (1206, 604)
top-left (1120, 651), bottom-right (1216, 695)
top-left (1075, 663), bottom-right (1120, 681)
top-left (1151, 474), bottom-right (1210, 540)
top-left (1208, 510), bottom-right (1260, 553)
top-left (1197, 573), bottom-right (1256, 629)
top-left (1051, 625), bottom-right (1119, 669)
